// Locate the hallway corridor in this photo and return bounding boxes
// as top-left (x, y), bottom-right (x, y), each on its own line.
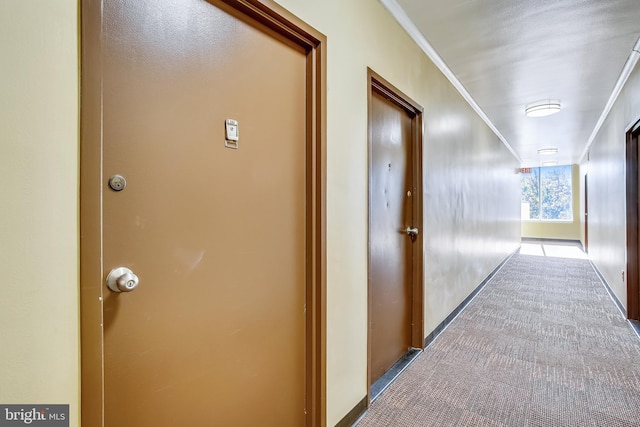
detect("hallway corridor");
top-left (357, 245), bottom-right (640, 426)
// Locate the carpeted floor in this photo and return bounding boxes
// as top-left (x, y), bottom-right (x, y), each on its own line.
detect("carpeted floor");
top-left (356, 249), bottom-right (640, 426)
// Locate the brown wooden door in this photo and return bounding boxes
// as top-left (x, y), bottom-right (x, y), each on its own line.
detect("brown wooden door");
top-left (627, 122), bottom-right (640, 321)
top-left (368, 77), bottom-right (421, 385)
top-left (96, 1), bottom-right (308, 425)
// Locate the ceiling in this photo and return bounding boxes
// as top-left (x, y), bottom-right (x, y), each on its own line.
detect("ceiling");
top-left (385, 0), bottom-right (640, 167)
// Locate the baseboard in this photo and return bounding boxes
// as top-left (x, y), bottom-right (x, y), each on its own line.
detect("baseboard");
top-left (335, 397), bottom-right (367, 427)
top-left (588, 260), bottom-right (627, 317)
top-left (630, 320), bottom-right (640, 338)
top-left (521, 237), bottom-right (584, 250)
top-left (424, 248), bottom-right (518, 348)
top-left (370, 348), bottom-right (421, 402)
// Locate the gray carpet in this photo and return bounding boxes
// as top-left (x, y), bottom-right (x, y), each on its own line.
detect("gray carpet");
top-left (356, 250), bottom-right (640, 426)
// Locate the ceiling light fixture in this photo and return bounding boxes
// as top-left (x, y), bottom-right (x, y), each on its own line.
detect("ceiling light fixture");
top-left (537, 147), bottom-right (558, 155)
top-left (525, 100), bottom-right (561, 117)
top-left (542, 161), bottom-right (558, 166)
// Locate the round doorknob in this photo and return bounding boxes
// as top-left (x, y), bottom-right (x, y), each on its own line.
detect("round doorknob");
top-left (106, 267), bottom-right (139, 293)
top-left (405, 227), bottom-right (419, 237)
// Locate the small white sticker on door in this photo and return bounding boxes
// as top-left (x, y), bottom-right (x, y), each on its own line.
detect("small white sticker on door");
top-left (225, 119), bottom-right (239, 149)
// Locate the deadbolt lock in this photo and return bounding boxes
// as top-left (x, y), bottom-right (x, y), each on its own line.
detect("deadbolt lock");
top-left (108, 175), bottom-right (127, 191)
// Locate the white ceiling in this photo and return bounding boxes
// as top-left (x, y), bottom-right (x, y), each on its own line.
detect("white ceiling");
top-left (386, 0), bottom-right (640, 167)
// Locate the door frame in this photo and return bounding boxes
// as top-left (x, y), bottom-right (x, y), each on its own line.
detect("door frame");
top-left (366, 68), bottom-right (424, 401)
top-left (584, 173), bottom-right (588, 253)
top-left (79, 1), bottom-right (326, 425)
top-left (626, 119), bottom-right (640, 321)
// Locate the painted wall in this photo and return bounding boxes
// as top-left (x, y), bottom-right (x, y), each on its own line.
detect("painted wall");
top-left (583, 61), bottom-right (640, 310)
top-left (0, 1), bottom-right (79, 426)
top-left (273, 1), bottom-right (521, 424)
top-left (521, 164), bottom-right (582, 241)
top-left (0, 0), bottom-right (521, 426)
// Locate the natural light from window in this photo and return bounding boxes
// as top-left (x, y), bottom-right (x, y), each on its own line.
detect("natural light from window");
top-left (520, 243), bottom-right (587, 259)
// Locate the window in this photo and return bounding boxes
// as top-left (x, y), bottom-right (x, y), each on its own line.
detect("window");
top-left (521, 165), bottom-right (573, 221)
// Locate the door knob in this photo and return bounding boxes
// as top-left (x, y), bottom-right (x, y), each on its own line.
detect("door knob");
top-left (106, 267), bottom-right (139, 293)
top-left (405, 227), bottom-right (419, 237)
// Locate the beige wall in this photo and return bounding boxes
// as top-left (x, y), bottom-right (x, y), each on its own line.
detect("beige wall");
top-left (274, 0), bottom-right (520, 424)
top-left (1, 0), bottom-right (521, 426)
top-left (583, 61), bottom-right (640, 310)
top-left (521, 164), bottom-right (582, 241)
top-left (0, 1), bottom-right (79, 426)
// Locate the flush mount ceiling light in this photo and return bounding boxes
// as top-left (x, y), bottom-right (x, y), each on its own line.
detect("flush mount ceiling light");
top-left (537, 147), bottom-right (558, 156)
top-left (525, 100), bottom-right (561, 117)
top-left (542, 161), bottom-right (558, 166)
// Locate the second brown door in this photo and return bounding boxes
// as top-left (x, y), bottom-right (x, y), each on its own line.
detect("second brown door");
top-left (369, 78), bottom-right (420, 385)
